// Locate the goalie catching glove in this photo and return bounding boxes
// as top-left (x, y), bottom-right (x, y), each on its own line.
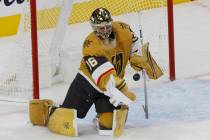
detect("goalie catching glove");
top-left (104, 75), bottom-right (136, 107)
top-left (130, 42), bottom-right (163, 79)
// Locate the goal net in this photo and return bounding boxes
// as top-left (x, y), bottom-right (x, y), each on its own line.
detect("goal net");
top-left (0, 0), bottom-right (173, 101)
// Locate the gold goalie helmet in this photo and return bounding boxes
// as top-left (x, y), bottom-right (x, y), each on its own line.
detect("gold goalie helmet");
top-left (90, 7), bottom-right (113, 39)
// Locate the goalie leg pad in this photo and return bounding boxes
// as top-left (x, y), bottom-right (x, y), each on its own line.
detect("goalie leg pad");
top-left (113, 107), bottom-right (128, 137)
top-left (29, 99), bottom-right (53, 126)
top-left (47, 108), bottom-right (78, 137)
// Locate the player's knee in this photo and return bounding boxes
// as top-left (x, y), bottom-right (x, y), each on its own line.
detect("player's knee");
top-left (60, 105), bottom-right (88, 119)
top-left (77, 110), bottom-right (88, 119)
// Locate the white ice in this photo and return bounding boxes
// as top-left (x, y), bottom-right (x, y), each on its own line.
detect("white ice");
top-left (0, 0), bottom-right (210, 139)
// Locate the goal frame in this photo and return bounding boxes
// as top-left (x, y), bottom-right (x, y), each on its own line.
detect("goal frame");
top-left (30, 0), bottom-right (176, 99)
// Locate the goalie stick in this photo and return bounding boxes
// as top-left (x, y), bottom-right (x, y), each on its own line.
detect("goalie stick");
top-left (140, 26), bottom-right (149, 119)
top-left (142, 69), bottom-right (149, 119)
top-left (133, 21), bottom-right (149, 119)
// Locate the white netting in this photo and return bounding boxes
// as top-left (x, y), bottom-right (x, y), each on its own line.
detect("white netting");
top-left (0, 0), bottom-right (71, 101)
top-left (0, 0), bottom-right (170, 101)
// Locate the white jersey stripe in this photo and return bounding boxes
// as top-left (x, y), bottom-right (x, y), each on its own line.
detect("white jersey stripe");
top-left (79, 71), bottom-right (104, 93)
top-left (92, 62), bottom-right (114, 84)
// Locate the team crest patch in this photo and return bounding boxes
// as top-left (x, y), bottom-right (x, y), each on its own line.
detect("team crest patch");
top-left (112, 53), bottom-right (123, 76)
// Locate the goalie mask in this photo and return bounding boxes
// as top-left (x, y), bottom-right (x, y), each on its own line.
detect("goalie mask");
top-left (90, 7), bottom-right (113, 40)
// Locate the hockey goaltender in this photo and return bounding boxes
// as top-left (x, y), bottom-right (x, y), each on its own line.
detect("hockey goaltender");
top-left (29, 7), bottom-right (163, 137)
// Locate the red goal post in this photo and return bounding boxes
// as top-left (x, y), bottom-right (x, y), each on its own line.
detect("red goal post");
top-left (30, 0), bottom-right (39, 99)
top-left (167, 0), bottom-right (176, 81)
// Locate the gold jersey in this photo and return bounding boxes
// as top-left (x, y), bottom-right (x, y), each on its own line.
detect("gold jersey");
top-left (79, 21), bottom-right (134, 91)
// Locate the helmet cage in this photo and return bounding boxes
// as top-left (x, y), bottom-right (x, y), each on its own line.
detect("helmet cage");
top-left (90, 7), bottom-right (113, 39)
top-left (91, 21), bottom-right (112, 39)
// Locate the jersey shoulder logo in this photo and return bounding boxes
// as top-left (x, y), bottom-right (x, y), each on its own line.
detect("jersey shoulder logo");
top-left (119, 22), bottom-right (128, 29)
top-left (83, 39), bottom-right (92, 48)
